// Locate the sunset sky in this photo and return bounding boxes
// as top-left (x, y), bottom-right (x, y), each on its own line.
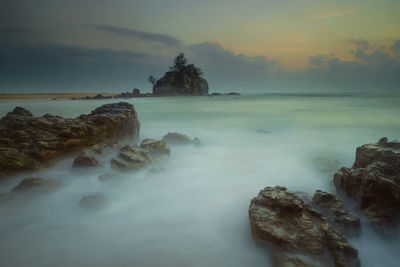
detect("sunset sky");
top-left (1, 0), bottom-right (399, 92)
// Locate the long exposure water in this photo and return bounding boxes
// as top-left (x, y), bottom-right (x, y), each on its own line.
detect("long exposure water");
top-left (0, 93), bottom-right (400, 266)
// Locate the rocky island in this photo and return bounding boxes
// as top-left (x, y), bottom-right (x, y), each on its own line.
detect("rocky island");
top-left (150, 53), bottom-right (209, 96)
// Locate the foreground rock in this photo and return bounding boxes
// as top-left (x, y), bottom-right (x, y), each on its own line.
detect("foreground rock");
top-left (72, 153), bottom-right (99, 168)
top-left (312, 190), bottom-right (361, 236)
top-left (0, 102), bottom-right (140, 178)
top-left (334, 137), bottom-right (400, 235)
top-left (249, 186), bottom-right (360, 267)
top-left (140, 138), bottom-right (170, 159)
top-left (153, 64), bottom-right (209, 96)
top-left (162, 132), bottom-right (200, 146)
top-left (0, 177), bottom-right (63, 201)
top-left (111, 145), bottom-right (152, 171)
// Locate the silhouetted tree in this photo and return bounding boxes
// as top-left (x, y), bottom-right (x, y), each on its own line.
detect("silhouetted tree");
top-left (195, 67), bottom-right (204, 76)
top-left (147, 75), bottom-right (157, 85)
top-left (170, 52), bottom-right (188, 71)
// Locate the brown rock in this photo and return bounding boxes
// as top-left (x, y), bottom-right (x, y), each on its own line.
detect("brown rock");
top-left (72, 153), bottom-right (99, 168)
top-left (249, 186), bottom-right (360, 267)
top-left (162, 132), bottom-right (200, 145)
top-left (0, 102), bottom-right (140, 178)
top-left (140, 138), bottom-right (170, 158)
top-left (111, 145), bottom-right (152, 171)
top-left (334, 138), bottom-right (400, 235)
top-left (312, 190), bottom-right (361, 236)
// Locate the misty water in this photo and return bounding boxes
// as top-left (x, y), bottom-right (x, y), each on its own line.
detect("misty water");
top-left (1, 93), bottom-right (400, 266)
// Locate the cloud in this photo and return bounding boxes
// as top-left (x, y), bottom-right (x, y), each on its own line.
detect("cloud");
top-left (188, 42), bottom-right (280, 91)
top-left (92, 24), bottom-right (183, 47)
top-left (0, 43), bottom-right (169, 92)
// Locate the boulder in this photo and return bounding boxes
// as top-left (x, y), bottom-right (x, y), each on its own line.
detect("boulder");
top-left (153, 64), bottom-right (209, 96)
top-left (334, 138), bottom-right (400, 235)
top-left (312, 190), bottom-right (361, 236)
top-left (111, 145), bottom-right (152, 171)
top-left (140, 138), bottom-right (170, 158)
top-left (0, 102), bottom-right (140, 178)
top-left (162, 132), bottom-right (200, 146)
top-left (249, 186), bottom-right (359, 267)
top-left (72, 153), bottom-right (99, 168)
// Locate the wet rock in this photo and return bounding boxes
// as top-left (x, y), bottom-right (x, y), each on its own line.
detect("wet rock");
top-left (312, 190), bottom-right (361, 236)
top-left (72, 153), bottom-right (99, 168)
top-left (334, 138), bottom-right (400, 235)
top-left (7, 107), bottom-right (33, 117)
top-left (162, 132), bottom-right (200, 145)
top-left (0, 102), bottom-right (140, 178)
top-left (79, 195), bottom-right (108, 211)
top-left (249, 186), bottom-right (360, 267)
top-left (140, 138), bottom-right (170, 158)
top-left (111, 145), bottom-right (152, 171)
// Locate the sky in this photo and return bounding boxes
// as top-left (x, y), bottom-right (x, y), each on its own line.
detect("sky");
top-left (0, 0), bottom-right (399, 93)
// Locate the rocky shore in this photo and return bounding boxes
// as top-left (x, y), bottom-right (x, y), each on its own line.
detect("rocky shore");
top-left (249, 137), bottom-right (400, 266)
top-left (0, 102), bottom-right (140, 178)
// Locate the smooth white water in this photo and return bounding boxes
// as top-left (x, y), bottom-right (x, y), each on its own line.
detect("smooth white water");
top-left (0, 93), bottom-right (400, 266)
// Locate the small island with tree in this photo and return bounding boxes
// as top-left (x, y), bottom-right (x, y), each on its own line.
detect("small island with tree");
top-left (149, 53), bottom-right (209, 96)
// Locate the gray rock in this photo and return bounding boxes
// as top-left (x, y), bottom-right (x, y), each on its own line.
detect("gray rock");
top-left (249, 186), bottom-right (360, 267)
top-left (334, 138), bottom-right (400, 235)
top-left (312, 190), bottom-right (361, 236)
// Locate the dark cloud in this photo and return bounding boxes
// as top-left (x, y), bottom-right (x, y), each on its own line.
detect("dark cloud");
top-left (0, 43), bottom-right (169, 92)
top-left (188, 42), bottom-right (280, 91)
top-left (92, 24), bottom-right (183, 47)
top-left (0, 39), bottom-right (399, 93)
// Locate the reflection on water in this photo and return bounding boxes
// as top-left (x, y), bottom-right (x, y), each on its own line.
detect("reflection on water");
top-left (1, 93), bottom-right (400, 266)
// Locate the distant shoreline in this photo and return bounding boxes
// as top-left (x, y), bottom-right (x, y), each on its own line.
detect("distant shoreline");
top-left (0, 93), bottom-right (115, 100)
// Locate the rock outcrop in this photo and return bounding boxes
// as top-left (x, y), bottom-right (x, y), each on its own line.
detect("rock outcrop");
top-left (0, 102), bottom-right (140, 178)
top-left (162, 132), bottom-right (201, 146)
top-left (249, 186), bottom-right (360, 267)
top-left (312, 190), bottom-right (361, 236)
top-left (334, 137), bottom-right (400, 235)
top-left (140, 138), bottom-right (170, 159)
top-left (153, 64), bottom-right (209, 96)
top-left (111, 145), bottom-right (152, 171)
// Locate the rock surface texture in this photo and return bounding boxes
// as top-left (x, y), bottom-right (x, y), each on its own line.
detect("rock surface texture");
top-left (334, 137), bottom-right (400, 235)
top-left (312, 190), bottom-right (361, 236)
top-left (0, 102), bottom-right (140, 178)
top-left (162, 132), bottom-right (201, 146)
top-left (153, 65), bottom-right (209, 96)
top-left (249, 186), bottom-right (360, 267)
top-left (111, 145), bottom-right (152, 171)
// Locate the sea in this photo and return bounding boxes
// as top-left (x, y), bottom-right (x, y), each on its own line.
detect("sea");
top-left (0, 93), bottom-right (399, 266)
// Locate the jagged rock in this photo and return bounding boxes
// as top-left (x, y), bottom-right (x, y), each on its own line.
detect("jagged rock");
top-left (162, 132), bottom-right (200, 145)
top-left (111, 145), bottom-right (152, 171)
top-left (140, 138), bottom-right (170, 159)
top-left (249, 186), bottom-right (360, 267)
top-left (72, 153), bottom-right (99, 168)
top-left (334, 138), bottom-right (400, 235)
top-left (79, 195), bottom-right (108, 211)
top-left (0, 102), bottom-right (140, 178)
top-left (7, 107), bottom-right (33, 117)
top-left (312, 190), bottom-right (361, 236)
top-left (153, 64), bottom-right (209, 96)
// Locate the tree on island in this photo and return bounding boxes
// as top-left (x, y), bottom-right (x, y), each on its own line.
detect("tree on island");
top-left (147, 75), bottom-right (157, 85)
top-left (170, 52), bottom-right (188, 71)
